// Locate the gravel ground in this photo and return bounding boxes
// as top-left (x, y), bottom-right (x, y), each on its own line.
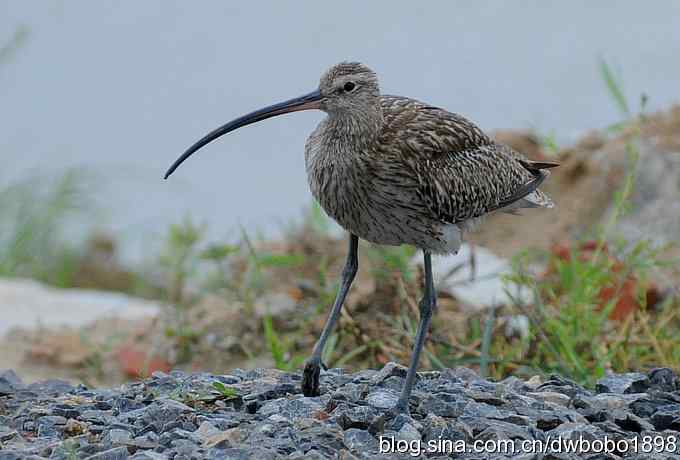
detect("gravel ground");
top-left (1, 364), bottom-right (680, 459)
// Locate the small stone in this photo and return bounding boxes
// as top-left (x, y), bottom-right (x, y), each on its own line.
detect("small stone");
top-left (80, 410), bottom-right (118, 426)
top-left (396, 423), bottom-right (421, 443)
top-left (416, 393), bottom-right (465, 417)
top-left (113, 398), bottom-right (144, 413)
top-left (613, 411), bottom-right (655, 433)
top-left (258, 396), bottom-right (324, 420)
top-left (253, 422), bottom-right (276, 436)
top-left (214, 374), bottom-right (241, 385)
top-left (535, 376), bottom-right (581, 399)
top-left (0, 426), bottom-right (18, 442)
top-left (293, 417), bottom-right (318, 431)
top-left (170, 438), bottom-right (200, 457)
top-left (650, 411), bottom-right (680, 431)
top-left (466, 389), bottom-right (506, 406)
top-left (369, 362), bottom-right (409, 385)
top-left (422, 414), bottom-right (471, 444)
top-left (27, 379), bottom-right (75, 395)
top-left (648, 368), bottom-right (679, 392)
top-left (103, 428), bottom-right (133, 445)
top-left (529, 391), bottom-right (571, 407)
top-left (629, 397), bottom-right (670, 417)
top-left (38, 415), bottom-right (66, 437)
top-left (385, 413), bottom-right (422, 432)
top-left (130, 452), bottom-right (167, 460)
top-left (329, 382), bottom-right (366, 403)
top-left (84, 446), bottom-right (130, 460)
top-left (589, 393), bottom-right (647, 411)
top-left (366, 390), bottom-right (398, 410)
top-left (142, 399), bottom-right (194, 428)
top-left (549, 421), bottom-right (605, 442)
top-left (536, 412), bottom-right (569, 430)
top-left (331, 403), bottom-right (378, 430)
top-left (204, 428), bottom-right (243, 448)
top-left (343, 428), bottom-right (377, 452)
top-left (441, 367), bottom-right (481, 384)
top-left (0, 369), bottom-right (24, 395)
top-left (266, 414), bottom-right (289, 424)
top-left (52, 404), bottom-right (81, 419)
top-left (295, 425), bottom-right (345, 458)
top-left (492, 412), bottom-right (533, 426)
top-left (44, 415), bottom-right (68, 425)
top-left (63, 418), bottom-right (89, 436)
top-left (159, 428), bottom-right (202, 448)
top-left (349, 369), bottom-right (378, 383)
top-left (380, 376), bottom-right (406, 392)
top-left (596, 373), bottom-right (650, 394)
top-left (526, 375), bottom-right (543, 388)
top-left (128, 432), bottom-right (159, 449)
top-left (462, 401), bottom-right (502, 418)
top-left (474, 419), bottom-right (534, 442)
top-left (195, 421), bottom-right (220, 440)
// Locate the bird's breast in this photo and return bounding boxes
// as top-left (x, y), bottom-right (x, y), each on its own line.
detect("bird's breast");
top-left (304, 134), bottom-right (439, 248)
top-left (305, 138), bottom-right (365, 232)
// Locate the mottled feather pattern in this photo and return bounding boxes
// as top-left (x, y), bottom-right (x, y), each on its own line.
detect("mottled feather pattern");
top-left (377, 96), bottom-right (549, 224)
top-left (305, 63), bottom-right (556, 254)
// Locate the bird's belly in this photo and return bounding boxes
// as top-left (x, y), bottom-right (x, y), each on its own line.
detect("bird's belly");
top-left (325, 198), bottom-right (465, 254)
top-left (309, 175), bottom-right (403, 245)
top-left (306, 143), bottom-right (462, 252)
top-left (309, 169), bottom-right (451, 250)
top-left (313, 187), bottom-right (403, 245)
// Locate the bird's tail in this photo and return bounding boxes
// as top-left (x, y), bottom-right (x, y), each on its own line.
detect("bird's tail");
top-left (501, 166), bottom-right (556, 213)
top-left (518, 160), bottom-right (557, 209)
top-left (521, 188), bottom-right (554, 209)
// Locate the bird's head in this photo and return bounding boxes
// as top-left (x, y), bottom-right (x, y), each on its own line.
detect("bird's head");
top-left (318, 62), bottom-right (381, 115)
top-left (164, 61), bottom-right (380, 179)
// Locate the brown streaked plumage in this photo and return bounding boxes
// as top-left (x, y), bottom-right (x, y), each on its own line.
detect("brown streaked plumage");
top-left (165, 61), bottom-right (558, 416)
top-left (306, 91), bottom-right (555, 255)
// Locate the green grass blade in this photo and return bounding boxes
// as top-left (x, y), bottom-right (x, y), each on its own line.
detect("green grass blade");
top-left (599, 57), bottom-right (630, 117)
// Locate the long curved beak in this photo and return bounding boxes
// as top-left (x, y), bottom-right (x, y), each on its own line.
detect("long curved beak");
top-left (164, 89), bottom-right (322, 179)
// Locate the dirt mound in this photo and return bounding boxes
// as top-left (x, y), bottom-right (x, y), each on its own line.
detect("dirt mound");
top-left (474, 104), bottom-right (680, 262)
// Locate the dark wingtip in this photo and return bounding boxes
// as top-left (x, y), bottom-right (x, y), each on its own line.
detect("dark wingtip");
top-left (492, 168), bottom-right (548, 212)
top-left (526, 160), bottom-right (560, 170)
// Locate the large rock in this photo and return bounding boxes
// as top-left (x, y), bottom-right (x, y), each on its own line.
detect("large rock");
top-left (605, 142), bottom-right (680, 247)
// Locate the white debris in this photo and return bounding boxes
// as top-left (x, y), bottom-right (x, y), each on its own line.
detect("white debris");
top-left (0, 277), bottom-right (160, 335)
top-left (425, 243), bottom-right (533, 310)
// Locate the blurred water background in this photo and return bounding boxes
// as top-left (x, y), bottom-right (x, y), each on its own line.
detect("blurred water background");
top-left (2, 1), bottom-right (679, 263)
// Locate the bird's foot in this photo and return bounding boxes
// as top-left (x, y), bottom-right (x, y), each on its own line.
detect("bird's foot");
top-left (301, 357), bottom-right (327, 397)
top-left (387, 401), bottom-right (410, 419)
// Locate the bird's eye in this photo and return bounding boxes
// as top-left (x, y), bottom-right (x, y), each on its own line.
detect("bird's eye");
top-left (343, 82), bottom-right (356, 92)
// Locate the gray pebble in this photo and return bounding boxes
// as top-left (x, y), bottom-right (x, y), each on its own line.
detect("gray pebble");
top-left (0, 365), bottom-right (677, 460)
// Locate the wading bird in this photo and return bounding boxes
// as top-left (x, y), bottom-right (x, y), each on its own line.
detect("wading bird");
top-left (165, 62), bottom-right (557, 415)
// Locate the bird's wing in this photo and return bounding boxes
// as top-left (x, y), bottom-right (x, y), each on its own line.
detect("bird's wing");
top-left (379, 96), bottom-right (557, 224)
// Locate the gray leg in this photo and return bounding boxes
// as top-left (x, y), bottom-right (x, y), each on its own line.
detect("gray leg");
top-left (394, 251), bottom-right (436, 414)
top-left (302, 234), bottom-right (359, 397)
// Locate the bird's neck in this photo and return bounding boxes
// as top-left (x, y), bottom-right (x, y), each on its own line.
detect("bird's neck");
top-left (322, 107), bottom-right (383, 151)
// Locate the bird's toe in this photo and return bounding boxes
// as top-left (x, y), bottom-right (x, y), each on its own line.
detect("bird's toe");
top-left (301, 358), bottom-right (322, 397)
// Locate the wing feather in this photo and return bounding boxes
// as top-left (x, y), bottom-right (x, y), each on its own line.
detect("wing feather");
top-left (378, 96), bottom-right (557, 224)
